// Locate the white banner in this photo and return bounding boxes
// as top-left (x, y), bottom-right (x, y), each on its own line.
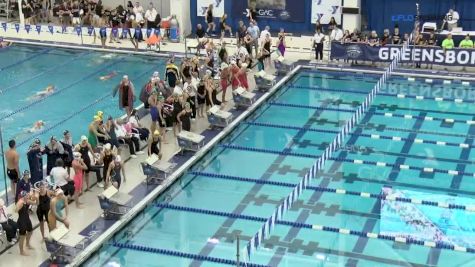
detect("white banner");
top-left (197, 0), bottom-right (225, 17)
top-left (311, 0), bottom-right (342, 25)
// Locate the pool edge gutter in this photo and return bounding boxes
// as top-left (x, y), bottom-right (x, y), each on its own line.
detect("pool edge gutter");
top-left (68, 66), bottom-right (302, 266)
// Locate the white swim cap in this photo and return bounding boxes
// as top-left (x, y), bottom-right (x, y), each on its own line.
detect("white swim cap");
top-left (104, 143), bottom-right (112, 151)
top-left (115, 155), bottom-right (122, 162)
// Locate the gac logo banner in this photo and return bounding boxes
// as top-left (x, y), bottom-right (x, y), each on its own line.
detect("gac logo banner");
top-left (391, 14), bottom-right (414, 22)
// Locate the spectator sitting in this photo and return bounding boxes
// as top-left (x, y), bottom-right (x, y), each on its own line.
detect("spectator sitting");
top-left (380, 29), bottom-right (391, 46)
top-left (459, 34), bottom-right (474, 48)
top-left (115, 119), bottom-right (143, 158)
top-left (392, 25), bottom-right (401, 44)
top-left (129, 109), bottom-right (150, 141)
top-left (350, 29), bottom-right (360, 42)
top-left (342, 30), bottom-right (351, 43)
top-left (50, 159), bottom-right (75, 198)
top-left (368, 31), bottom-right (379, 46)
top-left (330, 25), bottom-right (343, 42)
top-left (427, 32), bottom-right (437, 46)
top-left (0, 198), bottom-right (18, 245)
top-left (442, 33), bottom-right (454, 51)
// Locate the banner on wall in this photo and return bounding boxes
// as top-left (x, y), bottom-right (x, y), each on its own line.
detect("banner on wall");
top-left (331, 42), bottom-right (475, 67)
top-left (232, 0), bottom-right (305, 22)
top-left (197, 0), bottom-right (225, 17)
top-left (311, 0), bottom-right (342, 24)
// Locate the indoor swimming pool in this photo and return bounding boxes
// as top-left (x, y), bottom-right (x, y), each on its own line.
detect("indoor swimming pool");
top-left (0, 44), bottom-right (164, 192)
top-left (83, 69), bottom-right (475, 266)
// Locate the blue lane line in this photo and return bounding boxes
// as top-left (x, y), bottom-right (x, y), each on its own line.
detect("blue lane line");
top-left (291, 85), bottom-right (475, 104)
top-left (189, 171), bottom-right (473, 211)
top-left (111, 242), bottom-right (268, 267)
top-left (220, 144), bottom-right (475, 178)
top-left (0, 51), bottom-right (93, 95)
top-left (268, 102), bottom-right (355, 113)
top-left (243, 121), bottom-right (475, 149)
top-left (0, 57), bottom-right (123, 121)
top-left (155, 203), bottom-right (475, 254)
top-left (0, 47), bottom-right (52, 71)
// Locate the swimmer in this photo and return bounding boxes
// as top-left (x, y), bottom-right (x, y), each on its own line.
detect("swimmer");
top-left (0, 40), bottom-right (11, 48)
top-left (28, 85), bottom-right (55, 101)
top-left (29, 120), bottom-right (45, 133)
top-left (100, 53), bottom-right (116, 59)
top-left (99, 71), bottom-right (117, 81)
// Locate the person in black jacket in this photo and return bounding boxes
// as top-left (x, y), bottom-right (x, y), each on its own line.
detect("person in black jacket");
top-left (27, 139), bottom-right (44, 186)
top-left (44, 136), bottom-right (65, 175)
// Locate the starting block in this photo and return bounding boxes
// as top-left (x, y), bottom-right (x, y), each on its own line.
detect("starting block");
top-left (208, 105), bottom-right (233, 128)
top-left (274, 57), bottom-right (295, 76)
top-left (255, 70), bottom-right (276, 92)
top-left (233, 87), bottom-right (256, 109)
top-left (177, 130), bottom-right (205, 153)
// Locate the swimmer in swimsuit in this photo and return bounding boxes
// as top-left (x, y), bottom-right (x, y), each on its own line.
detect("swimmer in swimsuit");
top-left (0, 40), bottom-right (11, 48)
top-left (29, 120), bottom-right (45, 133)
top-left (27, 86), bottom-right (54, 101)
top-left (99, 71), bottom-right (117, 81)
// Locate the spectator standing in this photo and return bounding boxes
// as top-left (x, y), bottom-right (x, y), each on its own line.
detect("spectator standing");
top-left (330, 25), bottom-right (343, 42)
top-left (328, 17), bottom-right (337, 31)
top-left (260, 26), bottom-right (270, 47)
top-left (27, 139), bottom-right (44, 186)
top-left (44, 136), bottom-right (65, 175)
top-left (133, 1), bottom-right (144, 26)
top-left (145, 2), bottom-right (157, 29)
top-left (205, 4), bottom-right (216, 34)
top-left (247, 20), bottom-right (260, 57)
top-left (236, 20), bottom-right (247, 44)
top-left (312, 28), bottom-right (325, 61)
top-left (220, 14), bottom-right (233, 39)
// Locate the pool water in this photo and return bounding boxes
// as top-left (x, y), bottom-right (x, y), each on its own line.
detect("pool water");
top-left (84, 69), bottom-right (475, 266)
top-left (0, 44), bottom-right (165, 193)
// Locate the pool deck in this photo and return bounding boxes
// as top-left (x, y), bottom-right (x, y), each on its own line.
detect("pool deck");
top-left (1, 21), bottom-right (475, 267)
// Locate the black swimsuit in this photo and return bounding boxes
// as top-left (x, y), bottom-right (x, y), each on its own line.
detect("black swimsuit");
top-left (207, 10), bottom-right (213, 23)
top-left (37, 192), bottom-right (50, 222)
top-left (151, 139), bottom-right (160, 155)
top-left (17, 202), bottom-right (32, 235)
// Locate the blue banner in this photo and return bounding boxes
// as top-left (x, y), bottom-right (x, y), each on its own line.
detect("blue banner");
top-left (35, 25), bottom-right (41, 34)
top-left (121, 28), bottom-right (129, 38)
top-left (48, 25), bottom-right (54, 34)
top-left (232, 0), bottom-right (305, 22)
top-left (87, 26), bottom-right (94, 36)
top-left (75, 26), bottom-right (82, 36)
top-left (331, 42), bottom-right (475, 67)
top-left (1, 22), bottom-right (6, 32)
top-left (25, 24), bottom-right (31, 33)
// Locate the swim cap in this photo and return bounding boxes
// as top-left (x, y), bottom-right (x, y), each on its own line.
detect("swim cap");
top-left (94, 115), bottom-right (101, 122)
top-left (97, 111), bottom-right (104, 118)
top-left (63, 130), bottom-right (69, 135)
top-left (185, 102), bottom-right (191, 110)
top-left (20, 191), bottom-right (28, 198)
top-left (23, 170), bottom-right (30, 176)
top-left (34, 138), bottom-right (41, 145)
top-left (153, 130), bottom-right (160, 137)
top-left (55, 188), bottom-right (64, 195)
top-left (221, 62), bottom-right (228, 69)
top-left (50, 136), bottom-right (57, 142)
top-left (104, 143), bottom-right (112, 151)
top-left (157, 95), bottom-right (165, 101)
top-left (81, 135), bottom-right (88, 142)
top-left (115, 155), bottom-right (122, 163)
top-left (152, 71), bottom-right (159, 77)
top-left (123, 75), bottom-right (128, 80)
top-left (73, 152), bottom-right (82, 159)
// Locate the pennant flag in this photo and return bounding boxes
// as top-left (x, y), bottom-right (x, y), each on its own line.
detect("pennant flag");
top-left (62, 25), bottom-right (67, 33)
top-left (25, 24), bottom-right (31, 33)
top-left (1, 22), bottom-right (6, 32)
top-left (87, 26), bottom-right (94, 36)
top-left (112, 27), bottom-right (118, 37)
top-left (246, 243), bottom-right (251, 259)
top-left (35, 25), bottom-right (41, 34)
top-left (48, 25), bottom-right (54, 34)
top-left (121, 28), bottom-right (129, 38)
top-left (146, 28), bottom-right (152, 38)
top-left (75, 26), bottom-right (82, 36)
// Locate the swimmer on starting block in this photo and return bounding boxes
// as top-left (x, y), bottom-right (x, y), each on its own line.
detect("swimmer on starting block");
top-left (27, 85), bottom-right (55, 101)
top-left (99, 71), bottom-right (118, 81)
